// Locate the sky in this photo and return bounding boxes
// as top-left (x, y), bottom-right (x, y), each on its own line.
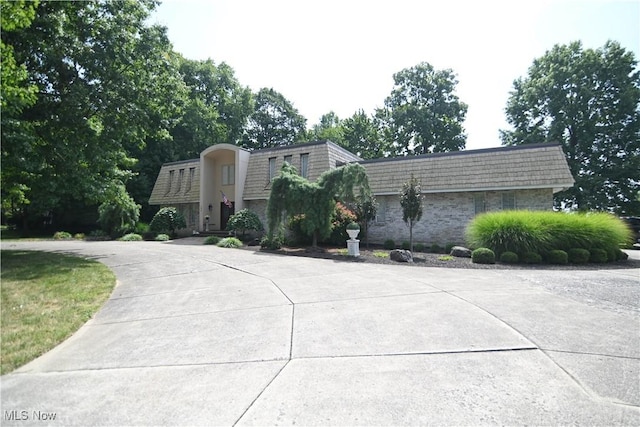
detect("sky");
top-left (150, 0), bottom-right (640, 150)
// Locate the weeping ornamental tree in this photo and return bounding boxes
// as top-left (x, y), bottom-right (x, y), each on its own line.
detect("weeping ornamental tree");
top-left (400, 174), bottom-right (424, 252)
top-left (266, 163), bottom-right (371, 248)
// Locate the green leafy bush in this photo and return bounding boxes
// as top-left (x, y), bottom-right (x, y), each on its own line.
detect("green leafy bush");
top-left (150, 207), bottom-right (186, 237)
top-left (155, 234), bottom-right (170, 242)
top-left (414, 243), bottom-right (425, 252)
top-left (606, 247), bottom-right (617, 262)
top-left (327, 202), bottom-right (358, 245)
top-left (589, 248), bottom-right (608, 263)
top-left (472, 248), bottom-right (495, 264)
top-left (466, 211), bottom-right (632, 255)
top-left (120, 233), bottom-right (143, 241)
top-left (567, 248), bottom-right (590, 264)
top-left (616, 249), bottom-right (629, 261)
top-left (73, 233), bottom-right (85, 240)
top-left (547, 250), bottom-right (568, 265)
top-left (260, 234), bottom-right (283, 250)
top-left (499, 251), bottom-right (519, 264)
top-left (401, 241), bottom-right (411, 250)
top-left (445, 243), bottom-right (456, 254)
top-left (383, 239), bottom-right (396, 250)
top-left (217, 237), bottom-right (242, 248)
top-left (98, 185), bottom-right (140, 238)
top-left (523, 251), bottom-right (542, 264)
top-left (53, 231), bottom-right (72, 240)
top-left (203, 236), bottom-right (221, 245)
top-left (226, 209), bottom-right (264, 239)
top-left (135, 222), bottom-right (150, 234)
top-left (430, 243), bottom-right (442, 253)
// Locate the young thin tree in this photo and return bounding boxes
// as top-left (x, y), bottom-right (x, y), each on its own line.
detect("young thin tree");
top-left (400, 174), bottom-right (423, 252)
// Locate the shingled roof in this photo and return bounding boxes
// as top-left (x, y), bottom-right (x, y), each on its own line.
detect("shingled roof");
top-left (362, 143), bottom-right (574, 195)
top-left (148, 158), bottom-right (200, 205)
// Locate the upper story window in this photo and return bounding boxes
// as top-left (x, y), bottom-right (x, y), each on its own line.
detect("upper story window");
top-left (166, 170), bottom-right (174, 195)
top-left (300, 153), bottom-right (309, 178)
top-left (284, 155), bottom-right (292, 165)
top-left (222, 164), bottom-right (235, 186)
top-left (176, 169), bottom-right (184, 193)
top-left (268, 157), bottom-right (277, 182)
top-left (186, 167), bottom-right (195, 193)
top-left (502, 192), bottom-right (516, 210)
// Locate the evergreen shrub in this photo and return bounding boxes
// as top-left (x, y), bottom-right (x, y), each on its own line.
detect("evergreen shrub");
top-left (589, 248), bottom-right (608, 263)
top-left (523, 251), bottom-right (542, 264)
top-left (430, 243), bottom-right (442, 253)
top-left (414, 243), bottom-right (425, 252)
top-left (499, 251), bottom-right (519, 264)
top-left (402, 241), bottom-right (410, 250)
top-left (472, 248), bottom-right (495, 264)
top-left (547, 250), bottom-right (568, 265)
top-left (568, 248), bottom-right (590, 264)
top-left (203, 236), bottom-right (221, 245)
top-left (383, 239), bottom-right (395, 250)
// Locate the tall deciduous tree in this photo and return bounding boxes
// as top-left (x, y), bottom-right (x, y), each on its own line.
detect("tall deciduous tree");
top-left (382, 62), bottom-right (467, 155)
top-left (342, 109), bottom-right (390, 159)
top-left (309, 111), bottom-right (344, 145)
top-left (242, 88), bottom-right (307, 150)
top-left (501, 41), bottom-right (640, 214)
top-left (266, 163), bottom-right (370, 247)
top-left (400, 174), bottom-right (423, 252)
top-left (1, 0), bottom-right (179, 230)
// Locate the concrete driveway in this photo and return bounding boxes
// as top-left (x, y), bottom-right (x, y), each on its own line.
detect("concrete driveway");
top-left (1, 239), bottom-right (639, 426)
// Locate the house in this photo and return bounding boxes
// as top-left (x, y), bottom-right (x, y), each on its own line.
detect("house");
top-left (148, 141), bottom-right (574, 245)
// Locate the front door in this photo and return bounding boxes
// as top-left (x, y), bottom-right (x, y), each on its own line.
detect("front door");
top-left (220, 201), bottom-right (235, 231)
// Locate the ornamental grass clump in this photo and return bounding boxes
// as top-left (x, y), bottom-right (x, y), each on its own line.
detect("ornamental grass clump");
top-left (466, 211), bottom-right (632, 257)
top-left (217, 237), bottom-right (243, 248)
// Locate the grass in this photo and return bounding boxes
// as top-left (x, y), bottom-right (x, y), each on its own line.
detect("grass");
top-left (372, 250), bottom-right (389, 258)
top-left (438, 255), bottom-right (454, 261)
top-left (0, 250), bottom-right (116, 374)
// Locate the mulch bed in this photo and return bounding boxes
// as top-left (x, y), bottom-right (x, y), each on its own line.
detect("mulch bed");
top-left (243, 245), bottom-right (640, 270)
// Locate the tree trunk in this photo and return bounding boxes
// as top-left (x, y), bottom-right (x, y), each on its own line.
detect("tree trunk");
top-left (409, 220), bottom-right (413, 252)
top-left (312, 230), bottom-right (318, 248)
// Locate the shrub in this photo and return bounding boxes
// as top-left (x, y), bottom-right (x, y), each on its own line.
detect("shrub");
top-left (568, 248), bottom-right (590, 264)
top-left (430, 243), bottom-right (442, 253)
top-left (547, 250), bottom-right (568, 265)
top-left (87, 229), bottom-right (110, 241)
top-left (472, 248), bottom-right (495, 264)
top-left (523, 251), bottom-right (542, 264)
top-left (217, 237), bottom-right (242, 248)
top-left (73, 233), bottom-right (85, 240)
top-left (606, 247), bottom-right (617, 262)
top-left (499, 251), bottom-right (519, 264)
top-left (135, 222), bottom-right (150, 234)
top-left (327, 202), bottom-right (358, 245)
top-left (226, 209), bottom-right (263, 239)
top-left (120, 233), bottom-right (143, 241)
top-left (260, 234), bottom-right (283, 250)
top-left (53, 231), bottom-right (72, 240)
top-left (155, 234), bottom-right (170, 242)
top-left (346, 222), bottom-right (360, 230)
top-left (401, 241), bottom-right (411, 250)
top-left (589, 248), bottom-right (608, 263)
top-left (203, 236), bottom-right (221, 245)
top-left (98, 185), bottom-right (140, 238)
top-left (616, 249), bottom-right (629, 261)
top-left (466, 211), bottom-right (632, 255)
top-left (445, 243), bottom-right (456, 254)
top-left (150, 207), bottom-right (186, 237)
top-left (383, 239), bottom-right (395, 250)
top-left (414, 243), bottom-right (425, 252)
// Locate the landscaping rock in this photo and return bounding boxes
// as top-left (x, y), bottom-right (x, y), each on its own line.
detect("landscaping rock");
top-left (390, 249), bottom-right (413, 263)
top-left (450, 246), bottom-right (472, 258)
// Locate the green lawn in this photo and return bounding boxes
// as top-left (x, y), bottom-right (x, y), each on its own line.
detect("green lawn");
top-left (1, 250), bottom-right (116, 374)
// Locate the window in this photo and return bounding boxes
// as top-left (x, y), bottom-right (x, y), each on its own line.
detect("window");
top-left (284, 155), bottom-right (292, 164)
top-left (268, 157), bottom-right (277, 181)
top-left (502, 192), bottom-right (516, 210)
top-left (300, 153), bottom-right (309, 178)
top-left (176, 169), bottom-right (184, 193)
top-left (375, 197), bottom-right (386, 224)
top-left (166, 170), bottom-right (174, 194)
top-left (474, 193), bottom-right (486, 215)
top-left (186, 167), bottom-right (195, 193)
top-left (222, 164), bottom-right (235, 186)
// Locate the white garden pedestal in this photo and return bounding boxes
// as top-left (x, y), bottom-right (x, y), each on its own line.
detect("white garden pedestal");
top-left (347, 239), bottom-right (360, 257)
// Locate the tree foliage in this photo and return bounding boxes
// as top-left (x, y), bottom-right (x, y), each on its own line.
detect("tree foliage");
top-left (242, 88), bottom-right (307, 149)
top-left (1, 0), bottom-right (175, 228)
top-left (226, 208), bottom-right (264, 239)
top-left (400, 174), bottom-right (424, 251)
top-left (97, 185), bottom-right (141, 238)
top-left (381, 62), bottom-right (467, 155)
top-left (342, 110), bottom-right (390, 159)
top-left (309, 111), bottom-right (344, 145)
top-left (266, 163), bottom-right (371, 247)
top-left (501, 41), bottom-right (640, 214)
top-left (149, 207), bottom-right (186, 236)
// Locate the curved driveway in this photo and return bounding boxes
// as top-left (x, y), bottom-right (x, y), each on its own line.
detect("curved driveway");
top-left (1, 239), bottom-right (639, 426)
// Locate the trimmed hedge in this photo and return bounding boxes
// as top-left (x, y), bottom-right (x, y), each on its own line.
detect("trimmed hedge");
top-left (547, 250), bottom-right (568, 265)
top-left (383, 239), bottom-right (396, 250)
top-left (589, 248), bottom-right (608, 263)
top-left (472, 248), bottom-right (495, 264)
top-left (523, 252), bottom-right (542, 264)
top-left (203, 236), bottom-right (221, 245)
